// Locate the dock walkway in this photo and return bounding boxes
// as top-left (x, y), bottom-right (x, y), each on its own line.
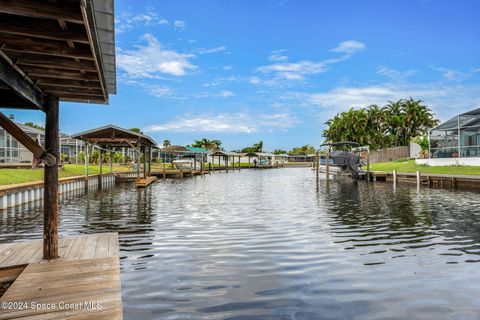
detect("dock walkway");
top-left (0, 233), bottom-right (122, 319)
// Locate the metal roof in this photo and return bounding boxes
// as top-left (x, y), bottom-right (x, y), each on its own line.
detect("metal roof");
top-left (433, 108), bottom-right (480, 131)
top-left (91, 0), bottom-right (116, 94)
top-left (72, 124), bottom-right (157, 147)
top-left (210, 150), bottom-right (243, 156)
top-left (244, 152), bottom-right (275, 157)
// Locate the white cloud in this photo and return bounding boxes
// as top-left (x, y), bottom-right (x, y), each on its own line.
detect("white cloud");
top-left (256, 40), bottom-right (366, 83)
top-left (431, 66), bottom-right (468, 81)
top-left (249, 76), bottom-right (261, 85)
top-left (377, 66), bottom-right (416, 80)
top-left (218, 90), bottom-right (235, 97)
top-left (116, 10), bottom-right (168, 33)
top-left (286, 82), bottom-right (480, 122)
top-left (197, 46), bottom-right (227, 54)
top-left (268, 49), bottom-right (289, 62)
top-left (258, 60), bottom-right (327, 81)
top-left (331, 40), bottom-right (366, 55)
top-left (117, 33), bottom-right (197, 78)
top-left (145, 85), bottom-right (174, 98)
top-left (174, 20), bottom-right (186, 30)
top-left (144, 112), bottom-right (299, 134)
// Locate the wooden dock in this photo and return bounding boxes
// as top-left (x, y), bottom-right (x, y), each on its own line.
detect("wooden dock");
top-left (370, 171), bottom-right (480, 190)
top-left (0, 233), bottom-right (123, 319)
top-left (135, 176), bottom-right (157, 188)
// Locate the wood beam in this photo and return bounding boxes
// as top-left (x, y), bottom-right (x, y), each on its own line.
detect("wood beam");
top-left (43, 95), bottom-right (59, 260)
top-left (0, 14), bottom-right (89, 44)
top-left (42, 86), bottom-right (103, 96)
top-left (0, 0), bottom-right (83, 24)
top-left (0, 90), bottom-right (39, 109)
top-left (24, 68), bottom-right (99, 81)
top-left (37, 78), bottom-right (100, 89)
top-left (44, 90), bottom-right (104, 98)
top-left (84, 138), bottom-right (139, 144)
top-left (9, 53), bottom-right (97, 71)
top-left (0, 53), bottom-right (45, 110)
top-left (60, 96), bottom-right (106, 104)
top-left (0, 111), bottom-right (55, 165)
top-left (2, 44), bottom-right (93, 60)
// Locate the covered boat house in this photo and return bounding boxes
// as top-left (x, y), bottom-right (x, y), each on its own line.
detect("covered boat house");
top-left (0, 1), bottom-right (124, 318)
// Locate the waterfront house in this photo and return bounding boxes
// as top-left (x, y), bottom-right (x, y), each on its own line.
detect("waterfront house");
top-left (418, 108), bottom-right (480, 166)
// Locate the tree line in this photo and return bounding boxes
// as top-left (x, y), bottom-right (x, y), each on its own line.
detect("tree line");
top-left (322, 98), bottom-right (439, 151)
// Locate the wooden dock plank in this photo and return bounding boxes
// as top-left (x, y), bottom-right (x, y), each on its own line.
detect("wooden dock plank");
top-left (0, 257), bottom-right (122, 320)
top-left (0, 233), bottom-right (123, 320)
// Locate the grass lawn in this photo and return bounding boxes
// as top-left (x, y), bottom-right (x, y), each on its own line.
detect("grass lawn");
top-left (0, 164), bottom-right (130, 186)
top-left (368, 159), bottom-right (480, 175)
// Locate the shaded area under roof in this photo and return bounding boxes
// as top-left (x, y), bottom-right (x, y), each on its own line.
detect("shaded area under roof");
top-left (72, 125), bottom-right (157, 147)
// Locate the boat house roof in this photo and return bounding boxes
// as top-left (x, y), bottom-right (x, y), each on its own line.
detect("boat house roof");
top-left (72, 125), bottom-right (157, 147)
top-left (0, 0), bottom-right (116, 109)
top-left (210, 150), bottom-right (243, 157)
top-left (244, 152), bottom-right (275, 158)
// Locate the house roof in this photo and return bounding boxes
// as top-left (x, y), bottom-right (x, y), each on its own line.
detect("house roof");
top-left (433, 108), bottom-right (480, 131)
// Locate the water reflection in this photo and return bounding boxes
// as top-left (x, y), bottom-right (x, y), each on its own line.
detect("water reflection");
top-left (1, 169), bottom-right (480, 319)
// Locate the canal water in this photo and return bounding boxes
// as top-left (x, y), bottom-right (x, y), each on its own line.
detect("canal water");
top-left (1, 168), bottom-right (480, 319)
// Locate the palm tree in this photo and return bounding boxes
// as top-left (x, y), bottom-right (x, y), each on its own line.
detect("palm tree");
top-left (163, 139), bottom-right (171, 148)
top-left (191, 138), bottom-right (223, 151)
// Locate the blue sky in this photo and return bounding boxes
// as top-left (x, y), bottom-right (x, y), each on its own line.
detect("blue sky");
top-left (7, 0), bottom-right (480, 151)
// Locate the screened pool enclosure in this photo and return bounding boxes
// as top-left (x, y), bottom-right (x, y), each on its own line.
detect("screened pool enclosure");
top-left (429, 108), bottom-right (480, 158)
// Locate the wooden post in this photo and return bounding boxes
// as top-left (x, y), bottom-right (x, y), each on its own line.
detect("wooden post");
top-left (248, 156), bottom-right (251, 168)
top-left (43, 95), bottom-right (59, 260)
top-left (238, 156), bottom-right (241, 169)
top-left (85, 142), bottom-right (89, 192)
top-left (225, 156), bottom-right (229, 172)
top-left (109, 148), bottom-right (113, 173)
top-left (416, 170), bottom-right (420, 188)
top-left (208, 162), bottom-right (212, 173)
top-left (315, 150), bottom-right (320, 182)
top-left (143, 146), bottom-right (147, 178)
top-left (325, 150), bottom-right (330, 180)
top-left (366, 151), bottom-right (370, 182)
top-left (98, 148), bottom-right (103, 190)
top-left (136, 146), bottom-right (141, 178)
top-left (393, 169), bottom-right (397, 184)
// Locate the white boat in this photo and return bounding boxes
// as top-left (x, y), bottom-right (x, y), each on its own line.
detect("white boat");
top-left (172, 159), bottom-right (200, 170)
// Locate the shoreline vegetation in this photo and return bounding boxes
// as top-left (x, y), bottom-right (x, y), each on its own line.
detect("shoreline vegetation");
top-left (0, 164), bottom-right (130, 186)
top-left (368, 159), bottom-right (480, 175)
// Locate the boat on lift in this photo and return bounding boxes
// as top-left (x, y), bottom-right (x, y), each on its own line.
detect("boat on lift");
top-left (319, 142), bottom-right (369, 179)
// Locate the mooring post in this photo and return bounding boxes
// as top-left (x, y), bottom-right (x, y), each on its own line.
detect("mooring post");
top-left (315, 150), bottom-right (320, 182)
top-left (143, 147), bottom-right (147, 178)
top-left (84, 143), bottom-right (89, 192)
top-left (43, 95), bottom-right (59, 260)
top-left (416, 170), bottom-right (420, 188)
top-left (98, 148), bottom-right (103, 190)
top-left (393, 169), bottom-right (397, 185)
top-left (366, 151), bottom-right (371, 182)
top-left (109, 148), bottom-right (113, 174)
top-left (325, 150), bottom-right (330, 180)
top-left (226, 156), bottom-right (229, 173)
